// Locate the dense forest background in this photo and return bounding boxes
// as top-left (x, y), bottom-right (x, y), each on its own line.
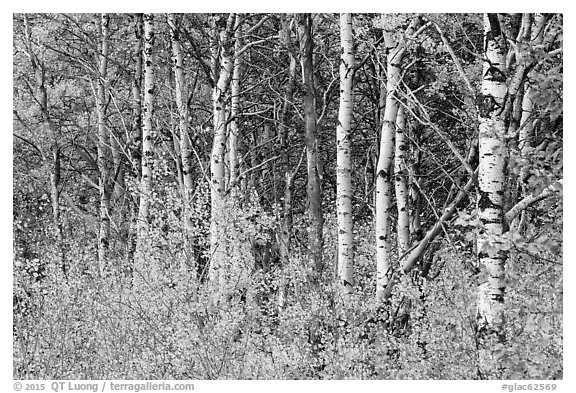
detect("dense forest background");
top-left (12, 13), bottom-right (563, 379)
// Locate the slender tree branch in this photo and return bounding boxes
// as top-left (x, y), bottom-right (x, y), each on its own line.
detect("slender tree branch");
top-left (505, 180), bottom-right (562, 225)
top-left (288, 146), bottom-right (307, 184)
top-left (353, 35), bottom-right (385, 74)
top-left (236, 35), bottom-right (280, 58)
top-left (317, 75), bottom-right (338, 124)
top-left (13, 132), bottom-right (45, 159)
top-left (401, 168), bottom-right (478, 273)
top-left (433, 22), bottom-right (475, 95)
top-left (226, 155), bottom-right (281, 193)
top-left (78, 173), bottom-right (100, 190)
top-left (243, 14), bottom-right (271, 35)
top-left (60, 190), bottom-right (97, 227)
top-left (400, 86), bottom-right (476, 177)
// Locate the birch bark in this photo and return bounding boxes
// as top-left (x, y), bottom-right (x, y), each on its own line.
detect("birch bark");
top-left (208, 14), bottom-right (234, 291)
top-left (476, 13), bottom-right (509, 378)
top-left (515, 14), bottom-right (548, 231)
top-left (127, 13), bottom-right (143, 272)
top-left (336, 13), bottom-right (355, 294)
top-left (168, 14), bottom-right (195, 233)
top-left (375, 27), bottom-right (401, 302)
top-left (394, 105), bottom-right (410, 255)
top-left (96, 13), bottom-right (111, 274)
top-left (375, 16), bottom-right (422, 302)
top-left (229, 14), bottom-right (243, 192)
top-left (138, 13), bottom-right (156, 230)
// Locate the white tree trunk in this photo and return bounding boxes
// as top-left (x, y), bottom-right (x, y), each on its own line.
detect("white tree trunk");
top-left (209, 14), bottom-right (234, 291)
top-left (476, 13), bottom-right (509, 378)
top-left (515, 14), bottom-right (547, 231)
top-left (515, 81), bottom-right (535, 232)
top-left (127, 13), bottom-right (143, 271)
top-left (96, 13), bottom-right (110, 275)
top-left (375, 42), bottom-right (400, 302)
top-left (130, 14), bottom-right (144, 178)
top-left (394, 105), bottom-right (410, 255)
top-left (138, 13), bottom-right (155, 230)
top-left (518, 85), bottom-right (534, 156)
top-left (336, 13), bottom-right (355, 294)
top-left (409, 128), bottom-right (422, 241)
top-left (374, 99), bottom-right (396, 301)
top-left (168, 14), bottom-right (195, 234)
top-left (375, 16), bottom-right (422, 303)
top-left (229, 14), bottom-right (243, 192)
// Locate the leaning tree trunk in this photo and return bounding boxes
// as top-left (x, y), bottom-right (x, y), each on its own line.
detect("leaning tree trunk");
top-left (96, 13), bottom-right (111, 275)
top-left (297, 13), bottom-right (324, 279)
top-left (336, 13), bottom-right (355, 295)
top-left (476, 13), bottom-right (509, 379)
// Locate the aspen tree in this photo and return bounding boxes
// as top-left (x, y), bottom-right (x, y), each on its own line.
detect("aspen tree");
top-left (168, 14), bottom-right (195, 232)
top-left (476, 13), bottom-right (509, 378)
top-left (515, 80), bottom-right (535, 233)
top-left (408, 126), bottom-right (422, 240)
top-left (515, 14), bottom-right (548, 231)
top-left (96, 13), bottom-right (111, 274)
top-left (375, 17), bottom-right (422, 302)
top-left (138, 13), bottom-right (155, 230)
top-left (474, 13), bottom-right (562, 376)
top-left (130, 14), bottom-right (144, 179)
top-left (336, 13), bottom-right (355, 294)
top-left (297, 13), bottom-right (324, 278)
top-left (229, 14), bottom-right (243, 192)
top-left (394, 105), bottom-right (410, 255)
top-left (127, 13), bottom-right (143, 269)
top-left (208, 14), bottom-right (235, 290)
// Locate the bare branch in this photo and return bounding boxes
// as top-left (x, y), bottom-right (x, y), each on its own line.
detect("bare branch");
top-left (226, 155), bottom-right (281, 192)
top-left (400, 86), bottom-right (476, 177)
top-left (401, 168), bottom-right (478, 273)
top-left (505, 181), bottom-right (562, 225)
top-left (243, 14), bottom-right (271, 35)
top-left (236, 35), bottom-right (280, 58)
top-left (433, 22), bottom-right (475, 95)
top-left (13, 132), bottom-right (45, 160)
